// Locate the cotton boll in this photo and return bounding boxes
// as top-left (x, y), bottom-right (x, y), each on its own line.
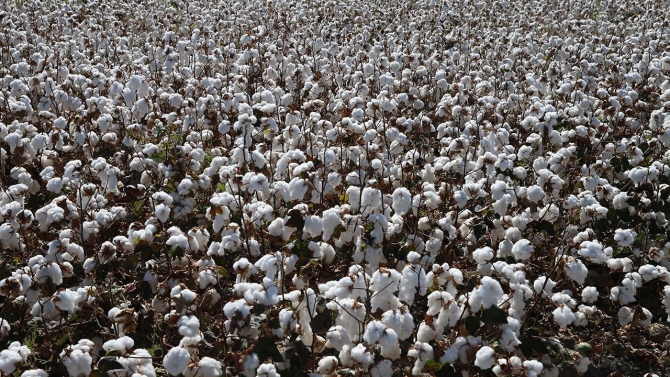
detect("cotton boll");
top-left (382, 308), bottom-right (414, 341)
top-left (639, 264), bottom-right (659, 282)
top-left (102, 336), bottom-right (135, 355)
top-left (155, 203), bottom-right (171, 223)
top-left (370, 360), bottom-right (393, 377)
top-left (177, 315), bottom-right (200, 337)
top-left (581, 286), bottom-right (598, 303)
top-left (470, 276), bottom-right (504, 311)
top-left (255, 363), bottom-right (279, 377)
top-left (511, 239), bottom-right (533, 261)
top-left (21, 369), bottom-right (47, 377)
top-left (473, 247), bottom-right (494, 265)
top-left (197, 357), bottom-right (222, 377)
top-left (0, 349), bottom-right (24, 375)
top-left (317, 356), bottom-right (338, 375)
top-left (614, 228), bottom-right (637, 247)
top-left (407, 342), bottom-right (433, 375)
top-left (350, 343), bottom-right (374, 368)
top-left (60, 341), bottom-right (94, 377)
top-left (0, 318), bottom-right (9, 337)
top-left (163, 347), bottom-right (190, 376)
top-left (523, 360), bottom-right (544, 377)
top-left (392, 187), bottom-right (411, 215)
top-left (363, 321), bottom-right (386, 344)
top-left (553, 305), bottom-right (576, 329)
top-left (578, 240), bottom-right (608, 264)
top-left (325, 325), bottom-right (352, 351)
top-left (474, 346), bottom-right (496, 370)
top-left (398, 259), bottom-right (427, 306)
top-left (563, 257), bottom-right (588, 285)
top-left (576, 356), bottom-right (591, 374)
top-left (533, 276), bottom-right (557, 297)
top-left (526, 185), bottom-right (545, 203)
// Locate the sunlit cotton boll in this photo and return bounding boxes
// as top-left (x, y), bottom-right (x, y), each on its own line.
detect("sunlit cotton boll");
top-left (163, 347), bottom-right (190, 376)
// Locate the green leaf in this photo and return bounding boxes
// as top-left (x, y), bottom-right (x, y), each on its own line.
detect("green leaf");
top-left (434, 363), bottom-right (458, 377)
top-left (132, 200), bottom-right (144, 216)
top-left (57, 333), bottom-right (70, 346)
top-left (425, 359), bottom-right (442, 372)
top-left (535, 220), bottom-right (555, 236)
top-left (254, 337), bottom-right (284, 363)
top-left (519, 336), bottom-right (548, 357)
top-left (464, 316), bottom-right (480, 335)
top-left (168, 246), bottom-right (185, 260)
top-left (98, 356), bottom-right (125, 373)
top-left (104, 350), bottom-right (124, 357)
top-left (481, 305), bottom-right (508, 325)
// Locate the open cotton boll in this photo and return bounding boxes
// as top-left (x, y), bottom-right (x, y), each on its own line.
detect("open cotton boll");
top-left (163, 347), bottom-right (190, 376)
top-left (391, 187), bottom-right (412, 215)
top-left (196, 357), bottom-right (222, 377)
top-left (360, 187), bottom-right (382, 215)
top-left (0, 318), bottom-right (9, 337)
top-left (408, 341), bottom-right (433, 375)
top-left (0, 349), bottom-right (24, 375)
top-left (523, 360), bottom-right (544, 377)
top-left (563, 256), bottom-right (588, 285)
top-left (578, 240), bottom-right (609, 264)
top-left (102, 336), bottom-right (134, 355)
top-left (553, 305), bottom-right (576, 329)
top-left (533, 276), bottom-right (557, 297)
top-left (581, 286), bottom-right (599, 303)
top-left (317, 356), bottom-right (338, 375)
top-left (350, 343), bottom-right (374, 368)
top-left (470, 276), bottom-right (504, 311)
top-left (617, 307), bottom-right (634, 326)
top-left (607, 257), bottom-right (633, 272)
top-left (304, 216), bottom-right (323, 238)
top-left (473, 247), bottom-right (494, 265)
top-left (155, 203), bottom-right (171, 223)
top-left (369, 267), bottom-right (402, 311)
top-left (177, 315), bottom-right (200, 337)
top-left (20, 369), bottom-right (47, 377)
top-left (60, 340), bottom-right (94, 377)
top-left (526, 185), bottom-right (545, 203)
top-left (511, 239), bottom-right (533, 261)
top-left (398, 256), bottom-right (427, 306)
top-left (325, 325), bottom-right (352, 351)
top-left (474, 346), bottom-right (496, 370)
top-left (362, 321), bottom-right (386, 344)
top-left (255, 363), bottom-right (279, 377)
top-left (614, 228), bottom-right (637, 247)
top-left (321, 208), bottom-right (341, 241)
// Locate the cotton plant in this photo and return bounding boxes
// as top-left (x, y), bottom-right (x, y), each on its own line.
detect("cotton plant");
top-left (1, 0), bottom-right (670, 375)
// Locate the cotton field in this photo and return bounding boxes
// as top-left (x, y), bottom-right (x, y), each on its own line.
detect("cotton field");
top-left (1, 0), bottom-right (669, 375)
